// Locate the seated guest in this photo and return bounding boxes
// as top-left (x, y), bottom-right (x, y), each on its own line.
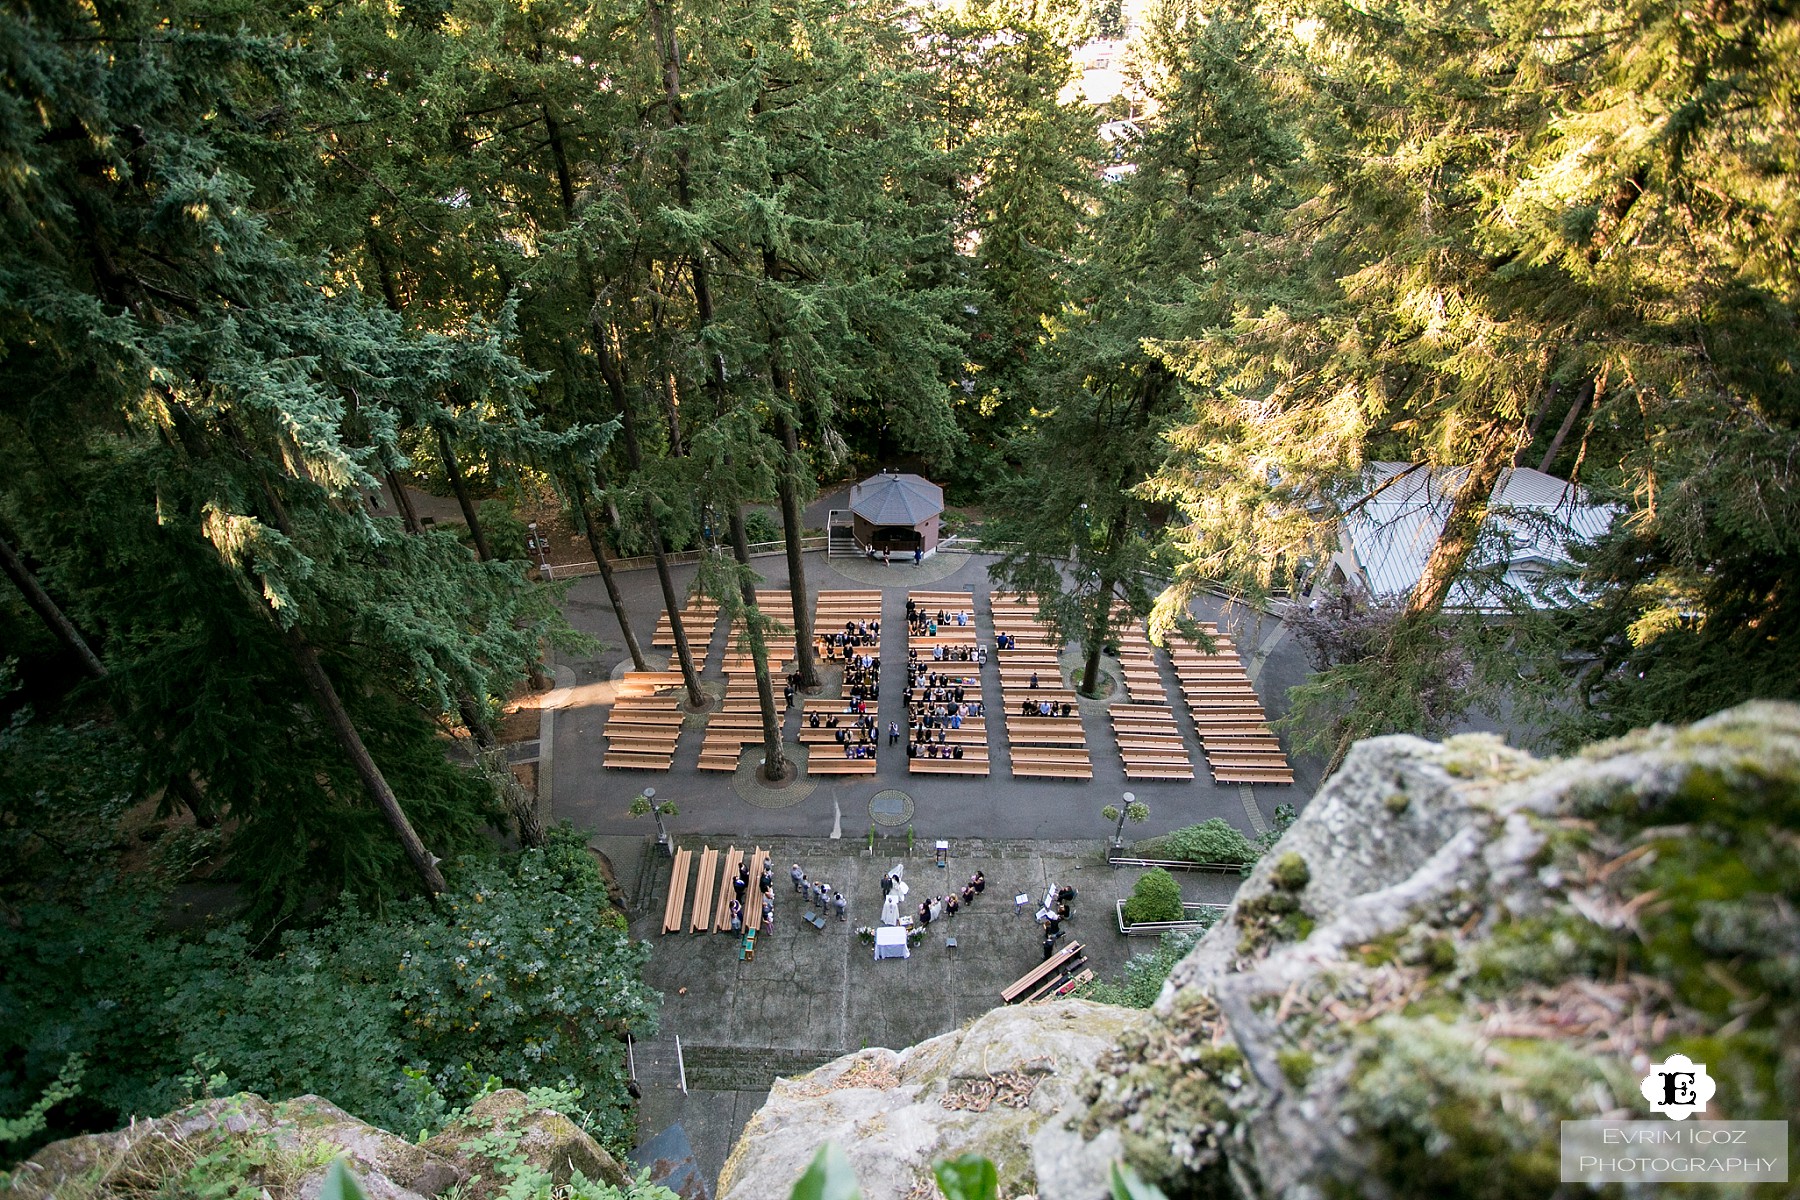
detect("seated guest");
top-left (907, 741), bottom-right (919, 758)
top-left (1029, 672), bottom-right (1039, 689)
top-left (952, 744), bottom-right (964, 760)
top-left (809, 711), bottom-right (821, 728)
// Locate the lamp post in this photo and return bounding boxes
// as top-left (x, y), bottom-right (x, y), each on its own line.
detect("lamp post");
top-left (1103, 791), bottom-right (1146, 853)
top-left (527, 521), bottom-right (553, 579)
top-left (630, 787), bottom-right (678, 856)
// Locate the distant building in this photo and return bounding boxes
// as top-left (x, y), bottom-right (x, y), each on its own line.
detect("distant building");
top-left (1325, 462), bottom-right (1617, 611)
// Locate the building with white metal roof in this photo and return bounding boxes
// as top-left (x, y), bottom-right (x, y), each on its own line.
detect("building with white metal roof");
top-left (1324, 462), bottom-right (1618, 611)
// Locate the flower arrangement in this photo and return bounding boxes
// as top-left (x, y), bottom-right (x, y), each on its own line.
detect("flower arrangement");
top-left (906, 926), bottom-right (925, 947)
top-left (855, 926), bottom-right (877, 945)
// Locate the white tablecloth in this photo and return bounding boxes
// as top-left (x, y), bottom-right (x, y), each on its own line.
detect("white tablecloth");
top-left (874, 926), bottom-right (909, 960)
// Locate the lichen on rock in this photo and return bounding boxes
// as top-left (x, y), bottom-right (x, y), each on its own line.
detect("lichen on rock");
top-left (718, 702), bottom-right (1798, 1199)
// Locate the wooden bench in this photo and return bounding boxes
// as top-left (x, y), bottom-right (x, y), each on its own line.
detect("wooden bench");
top-left (1212, 767), bottom-right (1295, 785)
top-left (661, 848), bottom-right (692, 934)
top-left (807, 756), bottom-right (879, 775)
top-left (1007, 720), bottom-right (1086, 743)
top-left (604, 752), bottom-right (675, 770)
top-left (1023, 956), bottom-right (1091, 1003)
top-left (689, 846), bottom-right (718, 932)
top-left (744, 848), bottom-right (770, 932)
top-left (910, 757), bottom-right (990, 776)
top-left (1002, 941), bottom-right (1084, 1003)
top-left (605, 735), bottom-right (682, 754)
top-left (711, 846), bottom-right (743, 931)
top-left (1124, 765), bottom-right (1195, 780)
top-left (1010, 759), bottom-right (1093, 780)
top-left (606, 712), bottom-right (686, 729)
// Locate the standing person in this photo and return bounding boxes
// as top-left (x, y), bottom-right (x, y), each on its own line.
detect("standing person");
top-left (729, 896), bottom-right (743, 932)
top-left (883, 548), bottom-right (890, 566)
top-left (784, 682), bottom-right (795, 709)
top-left (791, 863), bottom-right (807, 894)
top-left (1042, 931), bottom-right (1057, 960)
top-left (888, 721), bottom-right (900, 746)
top-left (762, 898), bottom-right (775, 932)
top-left (918, 900), bottom-right (932, 927)
top-left (914, 546), bottom-right (922, 566)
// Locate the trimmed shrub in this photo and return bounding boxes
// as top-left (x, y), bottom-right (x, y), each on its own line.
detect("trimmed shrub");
top-left (1122, 868), bottom-right (1185, 925)
top-left (1136, 818), bottom-right (1258, 865)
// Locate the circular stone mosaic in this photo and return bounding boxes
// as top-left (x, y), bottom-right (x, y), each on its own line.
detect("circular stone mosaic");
top-left (732, 741), bottom-right (817, 809)
top-left (869, 788), bottom-right (916, 827)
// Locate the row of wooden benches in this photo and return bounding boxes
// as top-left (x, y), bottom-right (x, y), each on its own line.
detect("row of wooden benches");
top-left (661, 845), bottom-right (770, 935)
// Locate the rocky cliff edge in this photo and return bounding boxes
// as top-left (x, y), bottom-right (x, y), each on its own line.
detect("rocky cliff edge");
top-left (720, 702), bottom-right (1799, 1198)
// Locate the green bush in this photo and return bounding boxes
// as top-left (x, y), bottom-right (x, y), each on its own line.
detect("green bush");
top-left (743, 509), bottom-right (782, 545)
top-left (1121, 868), bottom-right (1185, 925)
top-left (1079, 930), bottom-right (1206, 1007)
top-left (1135, 819), bottom-right (1257, 865)
top-left (0, 828), bottom-right (658, 1166)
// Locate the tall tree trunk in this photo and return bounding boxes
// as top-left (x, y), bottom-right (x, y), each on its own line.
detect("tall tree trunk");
top-left (382, 452), bottom-right (423, 535)
top-left (728, 503), bottom-right (788, 779)
top-left (1405, 434), bottom-right (1513, 618)
top-left (1079, 580), bottom-right (1116, 697)
top-left (590, 317), bottom-right (706, 706)
top-left (1078, 507), bottom-right (1131, 695)
top-left (458, 694), bottom-right (494, 750)
top-left (284, 624), bottom-right (448, 894)
top-left (1537, 380), bottom-right (1593, 475)
top-left (572, 478), bottom-right (650, 672)
top-left (0, 528), bottom-right (106, 680)
top-left (773, 406), bottom-right (818, 690)
top-left (0, 527), bottom-right (214, 825)
top-left (437, 423), bottom-right (492, 561)
top-left (244, 471), bottom-right (448, 894)
top-left (661, 369), bottom-right (684, 455)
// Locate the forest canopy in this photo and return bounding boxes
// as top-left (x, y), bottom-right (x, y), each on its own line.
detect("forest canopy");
top-left (1, 0), bottom-right (1795, 1169)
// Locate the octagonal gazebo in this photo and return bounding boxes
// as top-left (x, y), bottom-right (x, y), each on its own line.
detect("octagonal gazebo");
top-left (845, 472), bottom-right (944, 556)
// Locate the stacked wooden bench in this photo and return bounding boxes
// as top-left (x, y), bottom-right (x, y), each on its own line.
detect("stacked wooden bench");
top-left (798, 699), bottom-right (879, 776)
top-left (603, 695), bottom-right (683, 770)
top-left (1001, 941), bottom-right (1088, 1004)
top-left (1169, 626), bottom-right (1294, 785)
top-left (906, 591), bottom-right (989, 776)
top-left (991, 592), bottom-right (1088, 777)
top-left (815, 589), bottom-right (883, 663)
top-left (1113, 620), bottom-right (1171, 704)
top-left (651, 594), bottom-right (720, 670)
top-left (989, 592), bottom-right (1092, 780)
top-left (1106, 619), bottom-right (1197, 780)
top-left (907, 589), bottom-right (979, 656)
top-left (1108, 703), bottom-right (1196, 781)
top-left (721, 589), bottom-right (797, 676)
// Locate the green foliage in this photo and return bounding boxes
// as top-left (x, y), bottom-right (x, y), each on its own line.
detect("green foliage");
top-left (742, 510), bottom-right (782, 546)
top-left (789, 1143), bottom-right (862, 1200)
top-left (0, 830), bottom-right (656, 1166)
top-left (1135, 819), bottom-right (1256, 865)
top-left (1269, 853), bottom-right (1311, 892)
top-left (0, 1056), bottom-right (83, 1147)
top-left (932, 1154), bottom-right (999, 1200)
top-left (1121, 869), bottom-right (1185, 926)
top-left (1079, 930), bottom-right (1205, 1008)
top-left (319, 1158), bottom-right (370, 1200)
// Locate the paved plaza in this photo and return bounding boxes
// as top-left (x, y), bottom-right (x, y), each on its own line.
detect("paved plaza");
top-left (547, 544), bottom-right (1322, 848)
top-left (606, 834), bottom-right (1244, 1191)
top-left (542, 500), bottom-right (1325, 1192)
